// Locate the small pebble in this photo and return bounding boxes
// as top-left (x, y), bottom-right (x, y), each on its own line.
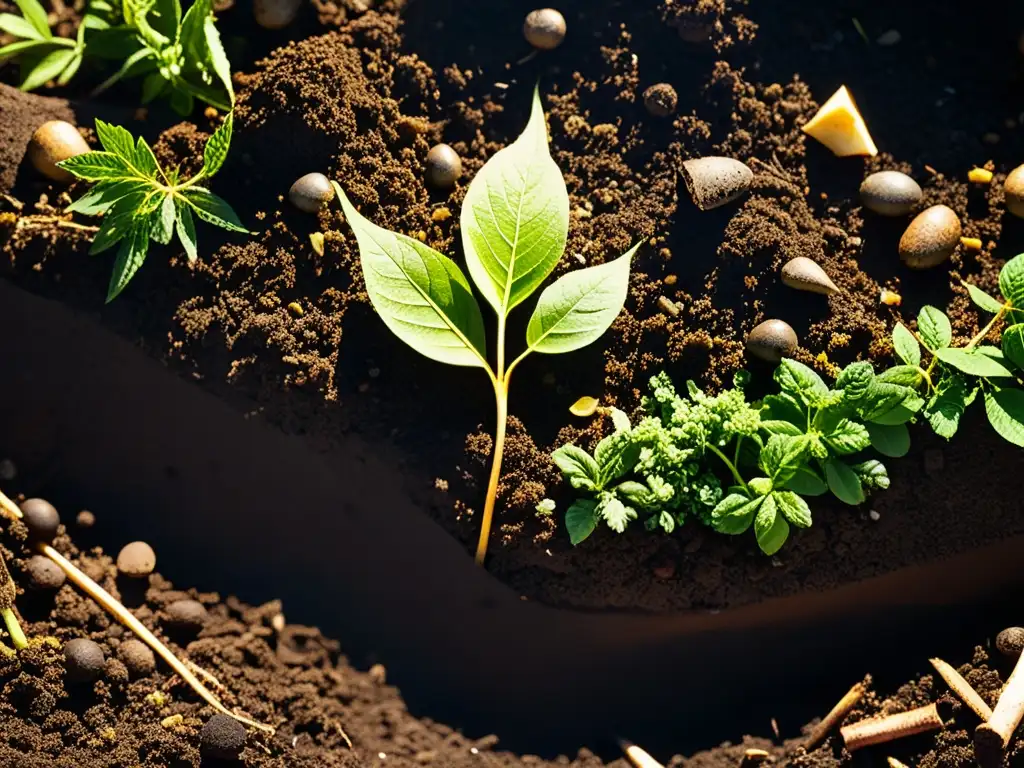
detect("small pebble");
top-left (369, 663), bottom-right (387, 685)
top-left (76, 510), bottom-right (95, 528)
top-left (746, 319), bottom-right (798, 363)
top-left (657, 295), bottom-right (680, 317)
top-left (996, 627), bottom-right (1024, 659)
top-left (875, 29), bottom-right (901, 46)
top-left (118, 638), bottom-right (156, 677)
top-left (64, 638), bottom-right (106, 683)
top-left (680, 156), bottom-right (753, 210)
top-left (780, 256), bottom-right (839, 295)
top-left (0, 459), bottom-right (15, 481)
top-left (523, 8), bottom-right (566, 50)
top-left (859, 171), bottom-right (922, 216)
top-left (116, 541), bottom-right (156, 578)
top-left (425, 144), bottom-right (462, 189)
top-left (25, 555), bottom-right (65, 590)
top-left (288, 173), bottom-right (333, 214)
top-left (643, 83), bottom-right (678, 117)
top-left (1004, 164), bottom-right (1024, 219)
top-left (27, 121), bottom-right (90, 183)
top-left (201, 714), bottom-right (247, 760)
top-left (868, 510), bottom-right (880, 522)
top-left (899, 205), bottom-right (961, 269)
top-left (19, 498), bottom-right (60, 543)
top-left (253, 0), bottom-right (301, 29)
top-left (164, 599), bottom-right (208, 633)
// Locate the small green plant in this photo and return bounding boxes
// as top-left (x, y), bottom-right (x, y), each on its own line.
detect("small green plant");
top-left (59, 115), bottom-right (246, 301)
top-left (888, 253), bottom-right (1024, 446)
top-left (0, 553), bottom-right (28, 658)
top-left (332, 88), bottom-right (636, 565)
top-left (553, 358), bottom-right (917, 554)
top-left (0, 0), bottom-right (233, 114)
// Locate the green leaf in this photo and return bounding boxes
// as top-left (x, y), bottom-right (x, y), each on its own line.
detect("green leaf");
top-left (141, 71), bottom-right (166, 103)
top-left (892, 323), bottom-right (921, 366)
top-left (984, 387), bottom-right (1024, 447)
top-left (877, 365), bottom-right (924, 388)
top-left (58, 151), bottom-right (133, 181)
top-left (333, 183), bottom-right (488, 369)
top-left (836, 361), bottom-right (874, 401)
top-left (525, 246), bottom-right (635, 355)
top-left (66, 179), bottom-right (150, 215)
top-left (760, 420), bottom-right (803, 437)
top-left (594, 431), bottom-right (641, 487)
top-left (999, 254), bottom-right (1024, 308)
top-left (824, 419), bottom-right (871, 455)
top-left (657, 510), bottom-right (675, 534)
top-left (106, 216), bottom-right (151, 301)
top-left (868, 402), bottom-right (918, 426)
top-left (203, 10), bottom-right (233, 103)
top-left (1002, 324), bottom-right (1024, 370)
top-left (607, 407), bottom-right (631, 433)
top-left (134, 135), bottom-right (159, 177)
top-left (551, 445), bottom-right (601, 492)
top-left (858, 380), bottom-right (916, 422)
top-left (963, 281), bottom-right (1005, 313)
top-left (20, 47), bottom-right (77, 91)
top-left (934, 347), bottom-right (1013, 378)
top-left (461, 87), bottom-right (569, 316)
top-left (850, 459), bottom-right (890, 490)
top-left (774, 358), bottom-right (828, 404)
top-left (774, 490), bottom-right (812, 528)
top-left (759, 434), bottom-right (810, 485)
top-left (615, 481), bottom-right (652, 507)
top-left (94, 119), bottom-right (138, 162)
top-left (711, 493), bottom-right (760, 535)
top-left (761, 393), bottom-right (806, 427)
top-left (149, 0), bottom-right (181, 38)
top-left (565, 500), bottom-right (597, 546)
top-left (0, 13), bottom-right (44, 39)
top-left (150, 194), bottom-right (175, 245)
top-left (824, 458), bottom-right (865, 505)
top-left (598, 495), bottom-right (636, 534)
top-left (14, 0), bottom-right (50, 38)
top-left (783, 466), bottom-right (827, 496)
top-left (865, 422), bottom-right (910, 458)
top-left (89, 190), bottom-right (152, 254)
top-left (203, 112), bottom-right (232, 177)
top-left (0, 38), bottom-right (54, 60)
top-left (754, 495), bottom-right (788, 555)
top-left (174, 198), bottom-right (198, 263)
top-left (183, 187), bottom-right (248, 232)
top-left (748, 477), bottom-right (773, 496)
top-left (56, 49), bottom-right (82, 85)
top-left (925, 379), bottom-right (967, 440)
top-left (918, 306), bottom-right (952, 350)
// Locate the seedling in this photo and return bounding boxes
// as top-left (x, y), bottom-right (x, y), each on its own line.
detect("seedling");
top-left (59, 115), bottom-right (247, 301)
top-left (0, 552), bottom-right (28, 657)
top-left (333, 88), bottom-right (636, 564)
top-left (0, 0), bottom-right (233, 114)
top-left (888, 253), bottom-right (1024, 446)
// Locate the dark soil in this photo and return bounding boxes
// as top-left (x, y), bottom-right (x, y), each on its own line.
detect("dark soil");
top-left (2, 1), bottom-right (1024, 613)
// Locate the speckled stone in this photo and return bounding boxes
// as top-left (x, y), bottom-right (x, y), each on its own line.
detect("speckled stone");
top-left (288, 173), bottom-right (333, 214)
top-left (523, 8), bottom-right (566, 50)
top-left (859, 171), bottom-right (922, 217)
top-left (746, 319), bottom-right (798, 362)
top-left (898, 205), bottom-right (961, 269)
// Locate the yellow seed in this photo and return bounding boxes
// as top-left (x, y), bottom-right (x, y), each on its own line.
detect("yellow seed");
top-left (416, 230), bottom-right (427, 242)
top-left (663, 274), bottom-right (678, 286)
top-left (960, 236), bottom-right (983, 251)
top-left (161, 714), bottom-right (184, 729)
top-left (569, 396), bottom-right (600, 417)
top-left (880, 289), bottom-right (902, 306)
top-left (431, 207), bottom-right (452, 222)
top-left (309, 232), bottom-right (325, 257)
top-left (968, 167), bottom-right (993, 184)
top-left (145, 691), bottom-right (168, 707)
top-left (288, 302), bottom-right (304, 317)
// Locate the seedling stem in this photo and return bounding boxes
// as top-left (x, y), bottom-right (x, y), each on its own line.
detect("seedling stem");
top-left (1, 607), bottom-right (28, 651)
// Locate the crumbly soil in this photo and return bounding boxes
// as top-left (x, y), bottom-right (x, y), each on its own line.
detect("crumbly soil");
top-left (2, 1), bottom-right (1024, 613)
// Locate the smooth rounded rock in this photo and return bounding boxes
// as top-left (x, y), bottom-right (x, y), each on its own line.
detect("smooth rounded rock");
top-left (781, 256), bottom-right (839, 295)
top-left (19, 498), bottom-right (60, 543)
top-left (28, 121), bottom-right (90, 183)
top-left (643, 83), bottom-right (678, 117)
top-left (425, 144), bottom-right (462, 189)
top-left (523, 8), bottom-right (566, 50)
top-left (201, 714), bottom-right (247, 759)
top-left (746, 319), bottom-right (798, 362)
top-left (165, 599), bottom-right (209, 633)
top-left (25, 555), bottom-right (65, 590)
top-left (680, 156), bottom-right (752, 211)
top-left (117, 638), bottom-right (156, 677)
top-left (859, 171), bottom-right (923, 217)
top-left (996, 627), bottom-right (1024, 659)
top-left (253, 0), bottom-right (301, 29)
top-left (899, 205), bottom-right (961, 269)
top-left (288, 173), bottom-right (333, 214)
top-left (116, 541), bottom-right (156, 578)
top-left (64, 638), bottom-right (105, 683)
top-left (1004, 165), bottom-right (1024, 219)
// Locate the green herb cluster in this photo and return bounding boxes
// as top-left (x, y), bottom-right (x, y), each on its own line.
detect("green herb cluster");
top-left (0, 0), bottom-right (233, 114)
top-left (58, 115), bottom-right (246, 301)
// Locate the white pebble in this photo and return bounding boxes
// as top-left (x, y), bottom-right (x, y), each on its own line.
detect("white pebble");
top-left (875, 29), bottom-right (901, 46)
top-left (869, 510), bottom-right (881, 521)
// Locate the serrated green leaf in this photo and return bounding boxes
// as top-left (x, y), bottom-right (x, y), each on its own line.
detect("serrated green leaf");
top-left (850, 459), bottom-right (890, 490)
top-left (525, 246), bottom-right (634, 355)
top-left (14, 0), bottom-right (50, 38)
top-left (754, 495), bottom-right (788, 555)
top-left (865, 422), bottom-right (910, 458)
top-left (892, 323), bottom-right (921, 366)
top-left (759, 420), bottom-right (803, 436)
top-left (1002, 324), bottom-right (1024, 370)
top-left (984, 387), bottom-right (1024, 447)
top-left (332, 182), bottom-right (487, 369)
top-left (565, 500), bottom-right (597, 545)
top-left (824, 419), bottom-right (871, 455)
top-left (877, 365), bottom-right (924, 388)
top-left (89, 190), bottom-right (151, 254)
top-left (836, 361), bottom-right (874, 401)
top-left (134, 135), bottom-right (159, 177)
top-left (202, 111), bottom-right (232, 177)
top-left (711, 493), bottom-right (760, 535)
top-left (461, 87), bottom-right (569, 316)
top-left (551, 444), bottom-right (600, 492)
top-left (174, 197), bottom-right (198, 263)
top-left (58, 151), bottom-right (133, 181)
top-left (858, 380), bottom-right (914, 422)
top-left (918, 305), bottom-right (952, 350)
top-left (106, 216), bottom-right (151, 301)
top-left (66, 179), bottom-right (151, 215)
top-left (934, 347), bottom-right (1013, 378)
top-left (783, 466), bottom-right (827, 496)
top-left (748, 477), bottom-right (773, 496)
top-left (759, 434), bottom-right (810, 485)
top-left (761, 393), bottom-right (806, 427)
top-left (774, 490), bottom-right (812, 528)
top-left (963, 281), bottom-right (1005, 313)
top-left (999, 254), bottom-right (1024, 308)
top-left (20, 47), bottom-right (77, 91)
top-left (203, 10), bottom-right (233, 103)
top-left (598, 495), bottom-right (636, 534)
top-left (183, 187), bottom-right (248, 232)
top-left (0, 13), bottom-right (43, 40)
top-left (94, 119), bottom-right (138, 162)
top-left (150, 194), bottom-right (175, 244)
top-left (594, 431), bottom-right (641, 487)
top-left (774, 358), bottom-right (828, 404)
top-left (825, 458), bottom-right (865, 505)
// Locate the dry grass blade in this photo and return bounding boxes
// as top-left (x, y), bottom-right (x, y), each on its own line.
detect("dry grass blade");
top-left (930, 658), bottom-right (992, 721)
top-left (0, 488), bottom-right (22, 521)
top-left (841, 703), bottom-right (945, 751)
top-left (617, 738), bottom-right (665, 768)
top-left (806, 681), bottom-right (866, 749)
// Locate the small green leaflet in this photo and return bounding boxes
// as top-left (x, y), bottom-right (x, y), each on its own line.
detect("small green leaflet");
top-left (850, 459), bottom-right (890, 490)
top-left (836, 361), bottom-right (874, 401)
top-left (759, 434), bottom-right (809, 485)
top-left (998, 254), bottom-right (1024, 309)
top-left (877, 365), bottom-right (923, 388)
top-left (823, 419), bottom-right (871, 455)
top-left (984, 387), bottom-right (1024, 447)
top-left (754, 495), bottom-right (788, 555)
top-left (892, 323), bottom-right (921, 366)
top-left (918, 306), bottom-right (952, 350)
top-left (202, 111), bottom-right (232, 177)
top-left (962, 281), bottom-right (1005, 314)
top-left (925, 375), bottom-right (969, 440)
top-left (598, 495), bottom-right (636, 533)
top-left (774, 491), bottom-right (811, 528)
top-left (551, 445), bottom-right (600, 492)
top-left (774, 359), bottom-right (828, 404)
top-left (565, 499), bottom-right (598, 545)
top-left (933, 347), bottom-right (1013, 378)
top-left (824, 458), bottom-right (865, 505)
top-left (1002, 324), bottom-right (1024, 370)
top-left (865, 422), bottom-right (910, 458)
top-left (711, 493), bottom-right (762, 535)
top-left (783, 466), bottom-right (827, 496)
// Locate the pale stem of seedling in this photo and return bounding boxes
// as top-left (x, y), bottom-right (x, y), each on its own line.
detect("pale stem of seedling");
top-left (1, 607), bottom-right (27, 650)
top-left (965, 304), bottom-right (1009, 351)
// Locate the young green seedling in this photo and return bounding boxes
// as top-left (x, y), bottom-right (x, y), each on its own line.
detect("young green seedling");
top-left (333, 88), bottom-right (637, 564)
top-left (0, 552), bottom-right (28, 657)
top-left (59, 115), bottom-right (247, 301)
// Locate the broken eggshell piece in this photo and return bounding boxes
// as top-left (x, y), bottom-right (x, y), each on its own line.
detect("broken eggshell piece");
top-left (680, 156), bottom-right (753, 211)
top-left (802, 85), bottom-right (878, 157)
top-left (781, 256), bottom-right (839, 295)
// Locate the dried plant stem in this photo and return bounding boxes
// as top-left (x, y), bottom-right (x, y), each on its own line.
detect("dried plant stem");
top-left (617, 738), bottom-right (665, 768)
top-left (930, 658), bottom-right (992, 721)
top-left (975, 648), bottom-right (1024, 756)
top-left (14, 216), bottom-right (99, 233)
top-left (474, 379), bottom-right (508, 565)
top-left (185, 657), bottom-right (225, 690)
top-left (806, 682), bottom-right (866, 749)
top-left (840, 703), bottom-right (945, 751)
top-left (0, 489), bottom-right (21, 521)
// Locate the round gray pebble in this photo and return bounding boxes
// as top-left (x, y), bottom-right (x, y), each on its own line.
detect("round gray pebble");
top-left (523, 8), bottom-right (566, 50)
top-left (288, 172), bottom-right (333, 214)
top-left (118, 638), bottom-right (156, 677)
top-left (25, 555), bottom-right (65, 590)
top-left (65, 638), bottom-right (105, 683)
top-left (425, 144), bottom-right (462, 189)
top-left (19, 498), bottom-right (60, 543)
top-left (201, 714), bottom-right (247, 759)
top-left (859, 171), bottom-right (922, 217)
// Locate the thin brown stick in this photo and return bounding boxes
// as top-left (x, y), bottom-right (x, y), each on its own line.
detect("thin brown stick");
top-left (806, 682), bottom-right (866, 749)
top-left (841, 703), bottom-right (945, 751)
top-left (185, 658), bottom-right (226, 690)
top-left (14, 216), bottom-right (99, 233)
top-left (930, 658), bottom-right (992, 721)
top-left (975, 647), bottom-right (1024, 757)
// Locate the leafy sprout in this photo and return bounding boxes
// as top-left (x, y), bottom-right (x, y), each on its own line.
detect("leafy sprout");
top-left (58, 114), bottom-right (247, 301)
top-left (333, 87), bottom-right (636, 565)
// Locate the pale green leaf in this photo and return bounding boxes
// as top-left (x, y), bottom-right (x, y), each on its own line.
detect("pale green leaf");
top-left (66, 179), bottom-right (150, 215)
top-left (461, 87), bottom-right (569, 315)
top-left (0, 13), bottom-right (43, 40)
top-left (150, 194), bottom-right (175, 245)
top-left (824, 419), bottom-right (871, 455)
top-left (174, 198), bottom-right (198, 263)
top-left (711, 493), bottom-right (760, 535)
top-left (20, 47), bottom-right (76, 91)
top-left (865, 422), bottom-right (910, 458)
top-left (918, 305), bottom-right (952, 350)
top-left (783, 466), bottom-right (828, 496)
top-left (202, 111), bottom-right (232, 177)
top-left (203, 11), bottom-right (233, 103)
top-left (999, 254), bottom-right (1024, 308)
top-left (962, 281), bottom-right (1005, 313)
top-left (597, 495), bottom-right (635, 534)
top-left (754, 495), bottom-right (788, 555)
top-left (877, 365), bottom-right (924, 388)
top-left (551, 444), bottom-right (600, 492)
top-left (565, 500), bottom-right (597, 545)
top-left (106, 216), bottom-right (151, 302)
top-left (759, 419), bottom-right (803, 436)
top-left (759, 434), bottom-right (810, 484)
top-left (94, 119), bottom-right (138, 163)
top-left (892, 323), bottom-right (920, 366)
top-left (850, 459), bottom-right (890, 490)
top-left (774, 358), bottom-right (828, 403)
top-left (183, 187), bottom-right (248, 232)
top-left (134, 135), bottom-right (159, 177)
top-left (334, 182), bottom-right (488, 369)
top-left (984, 387), bottom-right (1024, 447)
top-left (0, 38), bottom-right (53, 60)
top-left (57, 151), bottom-right (132, 181)
top-left (773, 491), bottom-right (812, 528)
top-left (56, 50), bottom-right (82, 85)
top-left (14, 0), bottom-right (50, 38)
top-left (825, 458), bottom-right (865, 505)
top-left (934, 347), bottom-right (1013, 378)
top-left (1002, 323), bottom-right (1024, 370)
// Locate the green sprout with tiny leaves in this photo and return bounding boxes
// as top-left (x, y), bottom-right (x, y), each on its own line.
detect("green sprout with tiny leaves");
top-left (58, 114), bottom-right (247, 301)
top-left (333, 88), bottom-right (637, 565)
